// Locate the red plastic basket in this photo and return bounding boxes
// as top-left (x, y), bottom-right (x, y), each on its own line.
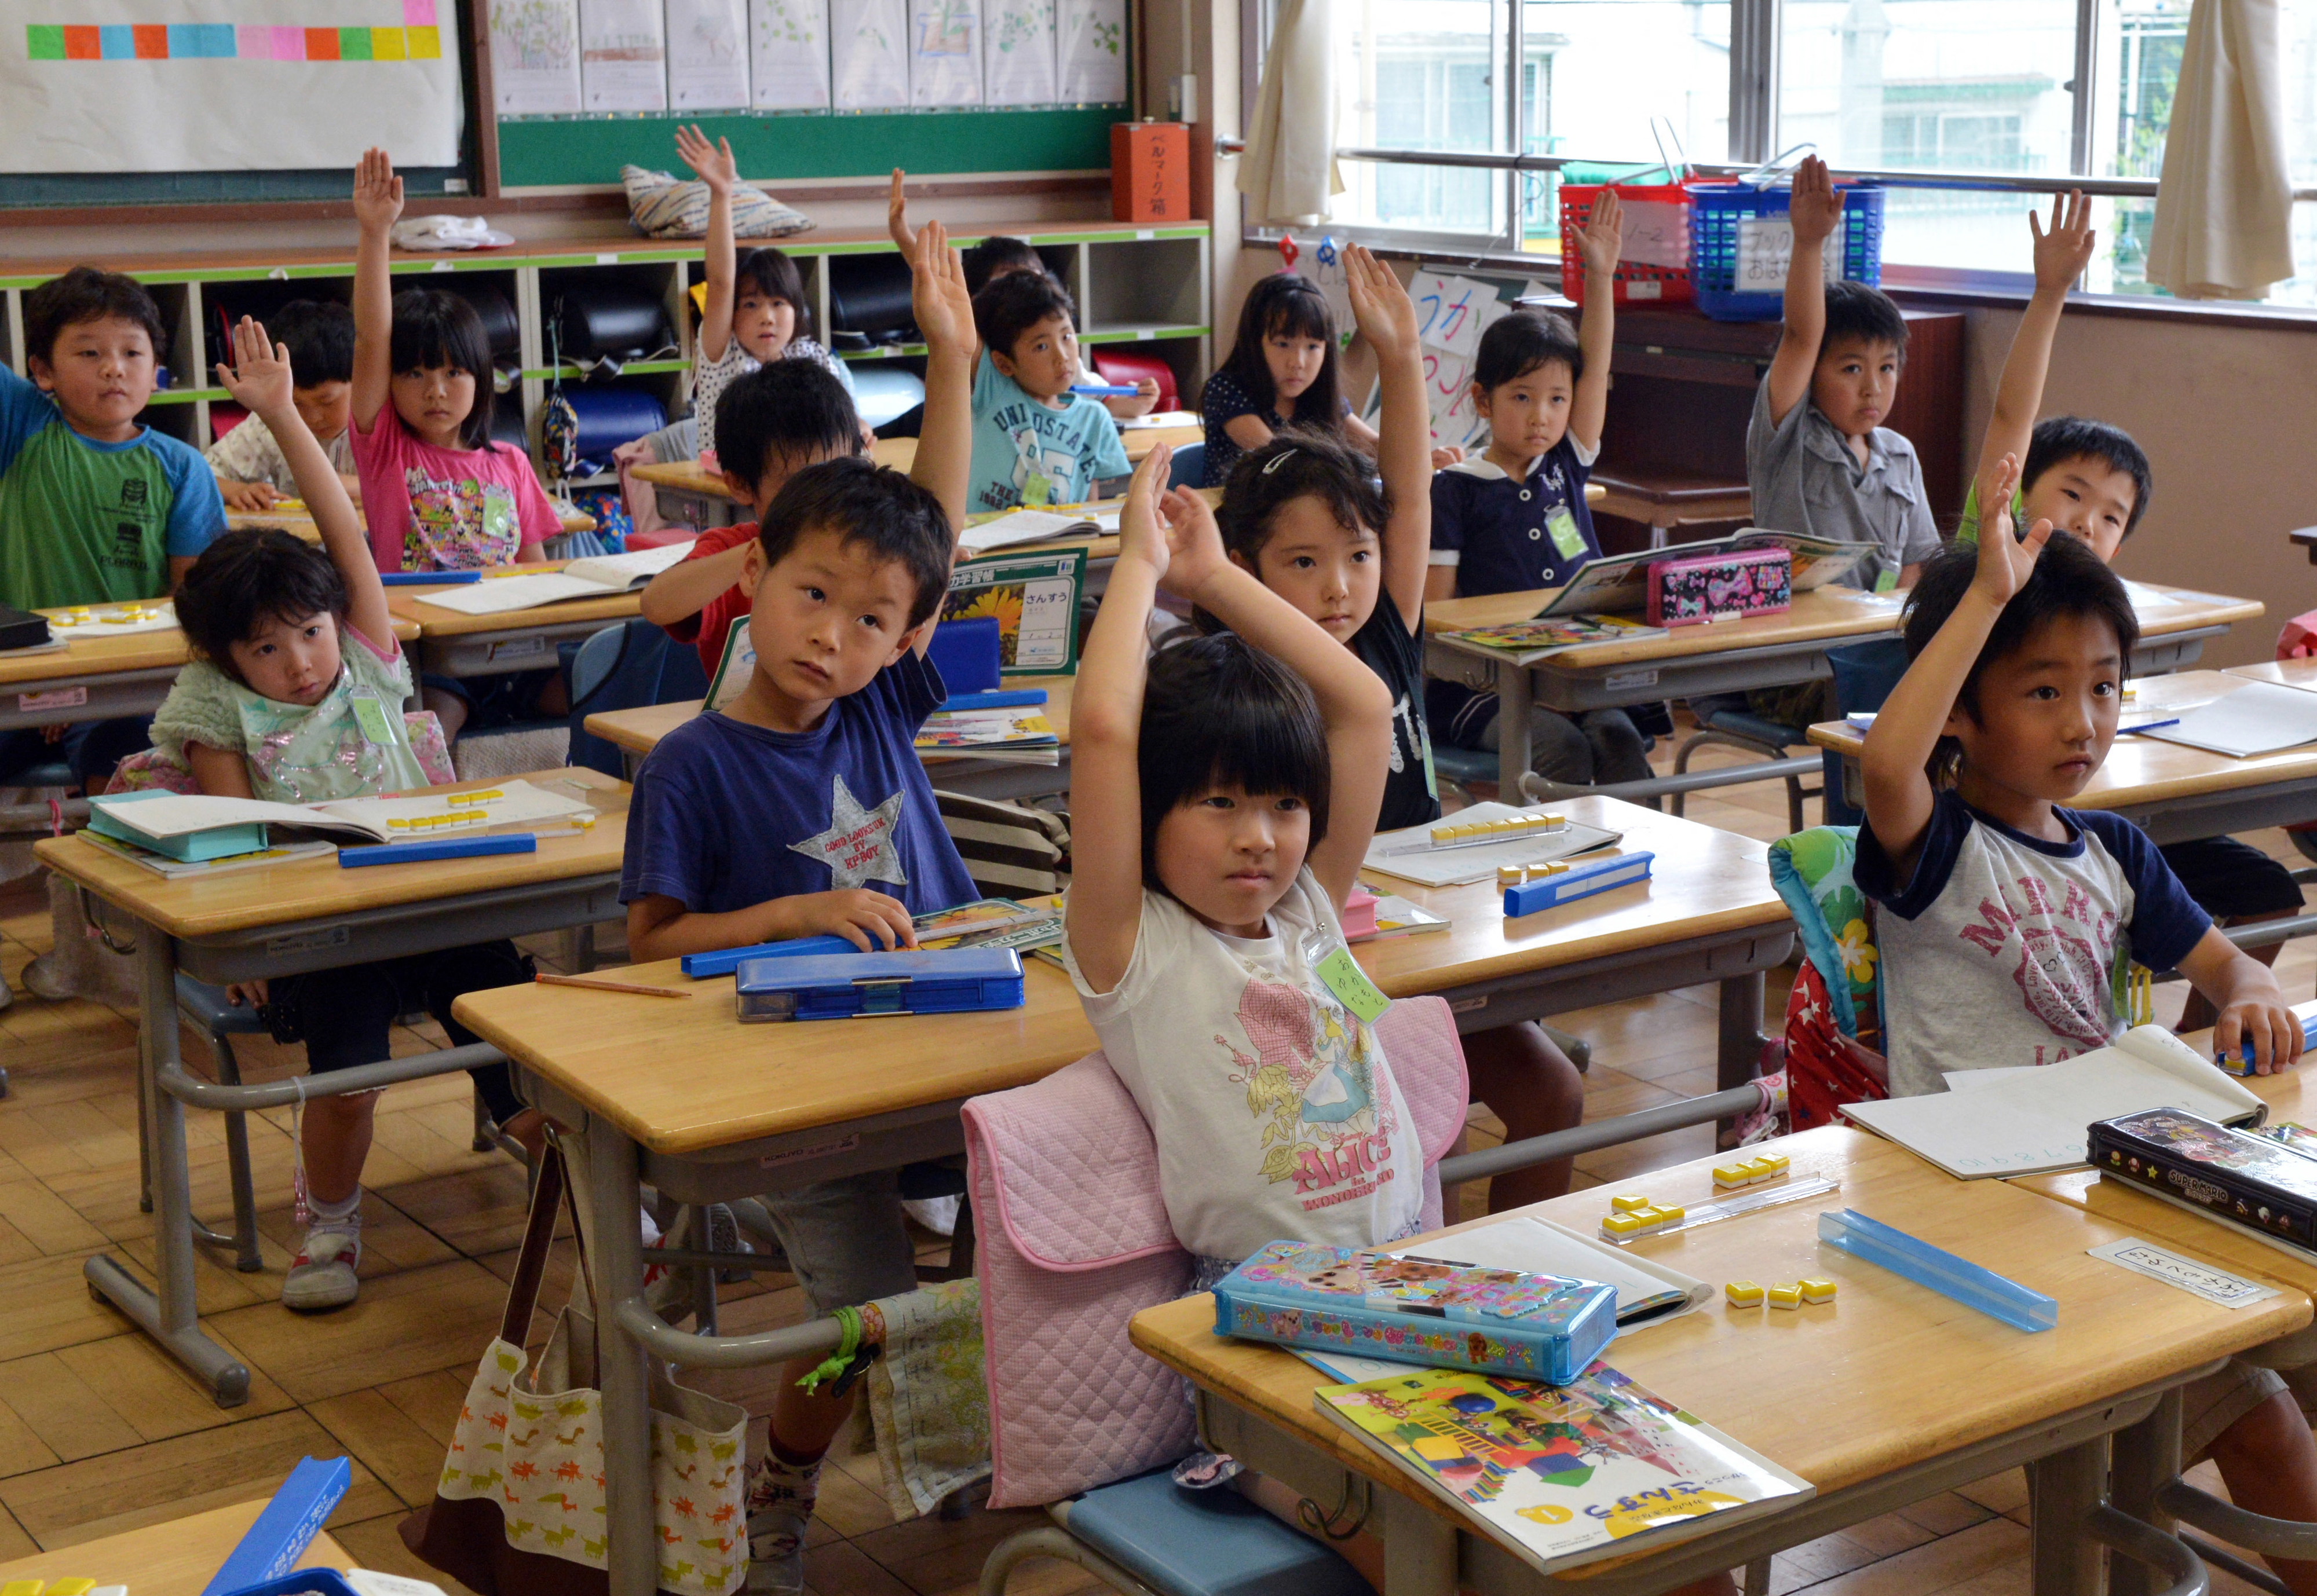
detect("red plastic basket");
top-left (1558, 178), bottom-right (1697, 308)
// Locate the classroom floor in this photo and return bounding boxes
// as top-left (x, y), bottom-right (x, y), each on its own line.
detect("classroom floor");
top-left (0, 727), bottom-right (2309, 1594)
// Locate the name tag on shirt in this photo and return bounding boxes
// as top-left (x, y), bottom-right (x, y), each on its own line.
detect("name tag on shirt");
top-left (1545, 503), bottom-right (1587, 561)
top-left (350, 694), bottom-right (398, 745)
top-left (1314, 946), bottom-right (1392, 1025)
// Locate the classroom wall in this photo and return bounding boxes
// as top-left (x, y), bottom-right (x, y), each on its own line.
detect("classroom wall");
top-left (1957, 307), bottom-right (2317, 671)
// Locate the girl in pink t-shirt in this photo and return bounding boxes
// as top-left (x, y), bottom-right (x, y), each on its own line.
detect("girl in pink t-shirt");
top-left (348, 148), bottom-right (558, 576)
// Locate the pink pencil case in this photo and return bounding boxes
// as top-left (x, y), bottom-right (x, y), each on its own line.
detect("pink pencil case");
top-left (1646, 548), bottom-right (1792, 628)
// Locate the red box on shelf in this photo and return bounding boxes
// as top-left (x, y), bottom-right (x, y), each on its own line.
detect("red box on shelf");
top-left (1111, 121), bottom-right (1190, 224)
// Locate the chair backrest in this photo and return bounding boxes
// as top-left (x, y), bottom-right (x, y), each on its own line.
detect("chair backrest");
top-left (962, 995), bottom-right (1469, 1509)
top-left (1164, 442), bottom-right (1205, 493)
top-left (1767, 826), bottom-right (1890, 1129)
top-left (565, 618), bottom-right (710, 777)
top-left (934, 789), bottom-right (1070, 899)
top-left (1825, 637), bottom-right (1910, 716)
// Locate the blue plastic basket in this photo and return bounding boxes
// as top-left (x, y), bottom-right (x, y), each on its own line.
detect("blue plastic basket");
top-left (1689, 181), bottom-right (1885, 321)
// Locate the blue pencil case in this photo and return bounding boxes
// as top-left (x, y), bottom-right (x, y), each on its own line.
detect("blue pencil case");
top-left (683, 934), bottom-right (858, 978)
top-left (735, 947), bottom-right (1025, 1022)
top-left (1211, 1240), bottom-right (1618, 1385)
top-left (1503, 850), bottom-right (1655, 918)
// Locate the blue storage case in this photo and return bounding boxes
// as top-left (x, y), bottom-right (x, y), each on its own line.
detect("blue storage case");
top-left (1211, 1240), bottom-right (1617, 1385)
top-left (1689, 180), bottom-right (1885, 321)
top-left (927, 614), bottom-right (1003, 695)
top-left (736, 946), bottom-right (1026, 1022)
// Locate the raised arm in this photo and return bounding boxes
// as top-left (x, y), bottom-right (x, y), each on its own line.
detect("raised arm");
top-left (886, 168), bottom-right (918, 252)
top-left (1160, 475), bottom-right (1394, 910)
top-left (1569, 190), bottom-right (1622, 454)
top-left (905, 219), bottom-right (975, 587)
top-left (213, 316), bottom-right (394, 653)
top-left (1971, 191), bottom-right (2095, 508)
top-left (1765, 156), bottom-right (1842, 428)
top-left (1344, 245), bottom-right (1431, 632)
top-left (638, 541), bottom-right (753, 628)
top-left (678, 126), bottom-right (741, 365)
top-left (349, 148), bottom-right (404, 433)
top-left (1064, 445), bottom-right (1173, 994)
top-left (1861, 456), bottom-right (2049, 874)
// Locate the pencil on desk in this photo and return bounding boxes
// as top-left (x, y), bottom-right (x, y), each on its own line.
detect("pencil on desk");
top-left (534, 973), bottom-right (693, 999)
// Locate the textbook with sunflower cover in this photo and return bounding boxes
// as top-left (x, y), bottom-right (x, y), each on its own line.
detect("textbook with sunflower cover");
top-left (1316, 1363), bottom-right (1807, 1575)
top-left (940, 550), bottom-right (1086, 676)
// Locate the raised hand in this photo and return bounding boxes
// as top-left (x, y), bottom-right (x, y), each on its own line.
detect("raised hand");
top-left (1157, 480), bottom-right (1230, 601)
top-left (1787, 155), bottom-right (1844, 247)
top-left (908, 219), bottom-right (974, 359)
top-left (1343, 243), bottom-right (1421, 364)
top-left (1973, 453), bottom-right (2052, 605)
top-left (214, 316), bottom-right (295, 420)
top-left (1576, 188), bottom-right (1625, 278)
top-left (1116, 444), bottom-right (1173, 585)
top-left (2030, 189), bottom-right (2096, 292)
top-left (675, 124), bottom-right (736, 193)
top-left (352, 147), bottom-right (403, 233)
top-left (886, 167), bottom-right (916, 250)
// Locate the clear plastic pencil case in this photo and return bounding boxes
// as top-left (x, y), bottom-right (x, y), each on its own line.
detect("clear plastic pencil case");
top-left (1209, 1240), bottom-right (1618, 1384)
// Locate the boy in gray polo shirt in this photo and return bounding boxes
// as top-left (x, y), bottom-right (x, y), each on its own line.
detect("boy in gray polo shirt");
top-left (1746, 156), bottom-right (1939, 594)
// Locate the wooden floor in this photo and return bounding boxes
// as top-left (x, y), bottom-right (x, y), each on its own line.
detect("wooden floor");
top-left (0, 723), bottom-right (2308, 1594)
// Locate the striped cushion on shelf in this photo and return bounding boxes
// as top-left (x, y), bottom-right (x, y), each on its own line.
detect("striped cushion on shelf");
top-left (621, 164), bottom-right (814, 240)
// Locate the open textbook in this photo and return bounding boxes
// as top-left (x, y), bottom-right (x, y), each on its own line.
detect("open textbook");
top-left (414, 545), bottom-right (692, 616)
top-left (86, 779), bottom-right (594, 855)
top-left (1538, 531), bottom-right (1872, 618)
top-left (1841, 1024), bottom-right (2264, 1179)
top-left (959, 505), bottom-right (1121, 555)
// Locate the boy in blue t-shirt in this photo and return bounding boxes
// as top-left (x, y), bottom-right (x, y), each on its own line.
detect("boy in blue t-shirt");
top-left (1423, 195), bottom-right (1650, 788)
top-left (964, 270), bottom-right (1131, 515)
top-left (617, 222), bottom-right (979, 1596)
top-left (0, 265), bottom-right (225, 796)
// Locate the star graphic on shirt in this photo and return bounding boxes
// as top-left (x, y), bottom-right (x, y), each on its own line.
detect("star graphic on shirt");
top-left (790, 775), bottom-right (909, 891)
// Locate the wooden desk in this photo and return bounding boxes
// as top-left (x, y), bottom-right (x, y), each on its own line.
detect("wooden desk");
top-left (1134, 1125), bottom-right (2303, 1596)
top-left (2226, 656), bottom-right (2317, 691)
top-left (387, 566), bottom-right (645, 679)
top-left (584, 674), bottom-right (1079, 802)
top-left (1589, 468), bottom-right (1752, 550)
top-left (33, 766), bottom-right (630, 1407)
top-left (1809, 669), bottom-right (2317, 844)
top-left (452, 793), bottom-right (1789, 1593)
top-left (227, 503), bottom-right (597, 540)
top-left (2, 609), bottom-right (422, 733)
top-left (0, 1499), bottom-right (351, 1590)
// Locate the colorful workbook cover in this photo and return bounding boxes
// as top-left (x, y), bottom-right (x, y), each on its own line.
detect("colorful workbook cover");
top-left (1443, 614), bottom-right (1665, 663)
top-left (1317, 1364), bottom-right (1808, 1575)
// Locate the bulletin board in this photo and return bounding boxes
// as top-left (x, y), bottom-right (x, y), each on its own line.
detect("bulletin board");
top-left (0, 0), bottom-right (466, 173)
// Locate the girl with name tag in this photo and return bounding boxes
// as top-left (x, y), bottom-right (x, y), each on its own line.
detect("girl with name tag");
top-left (146, 316), bottom-right (539, 1313)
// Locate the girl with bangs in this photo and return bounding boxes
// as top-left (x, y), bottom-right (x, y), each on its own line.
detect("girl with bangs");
top-left (1198, 272), bottom-right (1380, 487)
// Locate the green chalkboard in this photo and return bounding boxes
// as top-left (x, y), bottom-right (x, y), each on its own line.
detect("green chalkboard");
top-left (496, 106), bottom-right (1119, 191)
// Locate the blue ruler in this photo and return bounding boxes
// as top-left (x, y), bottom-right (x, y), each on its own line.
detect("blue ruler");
top-left (943, 688), bottom-right (1050, 711)
top-left (1503, 851), bottom-right (1654, 918)
top-left (1069, 383), bottom-right (1139, 397)
top-left (379, 570), bottom-right (482, 585)
top-left (338, 833), bottom-right (537, 867)
top-left (1817, 1208), bottom-right (2056, 1332)
top-left (199, 1455), bottom-right (352, 1595)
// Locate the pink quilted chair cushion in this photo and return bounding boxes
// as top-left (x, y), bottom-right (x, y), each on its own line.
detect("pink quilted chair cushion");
top-left (964, 994), bottom-right (1468, 1509)
top-left (104, 711), bottom-right (456, 796)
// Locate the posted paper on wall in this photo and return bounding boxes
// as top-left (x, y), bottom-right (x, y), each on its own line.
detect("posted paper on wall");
top-left (580, 0), bottom-right (666, 109)
top-left (831, 0), bottom-right (909, 108)
top-left (1055, 0), bottom-right (1122, 102)
top-left (667, 0), bottom-right (748, 107)
top-left (982, 0), bottom-right (1054, 105)
top-left (750, 0), bottom-right (831, 108)
top-left (490, 0), bottom-right (583, 114)
top-left (908, 0), bottom-right (981, 104)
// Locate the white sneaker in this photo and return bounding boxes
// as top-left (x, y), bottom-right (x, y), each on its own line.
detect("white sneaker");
top-left (903, 1195), bottom-right (960, 1238)
top-left (282, 1226), bottom-right (360, 1311)
top-left (744, 1451), bottom-right (820, 1594)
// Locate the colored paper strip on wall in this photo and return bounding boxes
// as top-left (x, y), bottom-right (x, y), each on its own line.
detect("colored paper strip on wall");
top-left (27, 16), bottom-right (443, 61)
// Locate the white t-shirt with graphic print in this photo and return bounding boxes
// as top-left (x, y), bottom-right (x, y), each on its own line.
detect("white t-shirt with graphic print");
top-left (1064, 869), bottom-right (1425, 1262)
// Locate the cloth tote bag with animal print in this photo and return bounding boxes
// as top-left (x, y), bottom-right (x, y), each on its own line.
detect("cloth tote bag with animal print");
top-left (401, 1145), bottom-right (750, 1595)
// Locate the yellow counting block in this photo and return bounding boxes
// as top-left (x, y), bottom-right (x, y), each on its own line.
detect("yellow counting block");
top-left (1651, 1203), bottom-right (1684, 1227)
top-left (5, 1582), bottom-right (49, 1596)
top-left (1430, 811), bottom-right (1567, 847)
top-left (50, 1583), bottom-right (97, 1596)
top-left (1599, 1213), bottom-right (1647, 1239)
top-left (1767, 1282), bottom-right (1803, 1311)
top-left (1711, 1161), bottom-right (1753, 1189)
top-left (1609, 1192), bottom-right (1653, 1213)
top-left (1799, 1277), bottom-right (1837, 1305)
top-left (1724, 1280), bottom-right (1765, 1308)
top-left (1759, 1152), bottom-right (1790, 1176)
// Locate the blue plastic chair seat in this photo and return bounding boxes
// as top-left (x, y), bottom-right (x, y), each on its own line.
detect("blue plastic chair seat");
top-left (176, 972), bottom-right (267, 1037)
top-left (1165, 441), bottom-right (1205, 492)
top-left (1431, 744), bottom-right (1498, 785)
top-left (1697, 708), bottom-right (1808, 749)
top-left (1055, 1468), bottom-right (1369, 1596)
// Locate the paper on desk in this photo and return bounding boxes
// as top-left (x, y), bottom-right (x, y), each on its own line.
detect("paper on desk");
top-left (1361, 800), bottom-right (1622, 888)
top-left (1841, 1024), bottom-right (2264, 1178)
top-left (2137, 679), bottom-right (2317, 758)
top-left (2122, 579), bottom-right (2186, 609)
top-left (1420, 1215), bottom-right (1713, 1326)
top-left (316, 777), bottom-right (594, 834)
top-left (42, 601), bottom-right (179, 636)
top-left (1117, 409), bottom-right (1201, 430)
top-left (416, 573), bottom-right (612, 614)
top-left (958, 507), bottom-right (1116, 554)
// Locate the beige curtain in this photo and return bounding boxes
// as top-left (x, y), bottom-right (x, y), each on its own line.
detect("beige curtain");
top-left (1237, 0), bottom-right (1340, 226)
top-left (2146, 0), bottom-right (2296, 299)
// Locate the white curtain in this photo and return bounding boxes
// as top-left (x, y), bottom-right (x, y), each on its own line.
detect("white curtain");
top-left (1237, 0), bottom-right (1339, 226)
top-left (2146, 0), bottom-right (2296, 299)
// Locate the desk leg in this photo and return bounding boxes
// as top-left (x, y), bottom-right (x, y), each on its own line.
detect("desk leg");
top-left (1497, 660), bottom-right (1532, 798)
top-left (585, 1119), bottom-right (659, 1596)
top-left (1717, 971), bottom-right (1765, 1093)
top-left (2026, 1437), bottom-right (2106, 1596)
top-left (1381, 1488), bottom-right (1457, 1596)
top-left (83, 929), bottom-right (252, 1406)
top-left (2108, 1389), bottom-right (2184, 1596)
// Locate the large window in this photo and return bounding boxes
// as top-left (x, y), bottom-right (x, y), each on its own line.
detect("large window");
top-left (1293, 0), bottom-right (2317, 307)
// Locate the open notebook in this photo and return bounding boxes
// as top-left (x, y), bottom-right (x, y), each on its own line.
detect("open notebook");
top-left (1841, 1024), bottom-right (2265, 1178)
top-left (958, 506), bottom-right (1120, 555)
top-left (2137, 679), bottom-right (2317, 758)
top-left (87, 779), bottom-right (593, 853)
top-left (414, 544), bottom-right (692, 616)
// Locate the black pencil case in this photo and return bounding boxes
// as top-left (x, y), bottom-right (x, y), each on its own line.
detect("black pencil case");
top-left (0, 603), bottom-right (50, 651)
top-left (2090, 1107), bottom-right (2317, 1249)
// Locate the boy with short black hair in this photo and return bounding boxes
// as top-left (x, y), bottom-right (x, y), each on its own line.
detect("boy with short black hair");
top-left (966, 270), bottom-right (1131, 514)
top-left (618, 223), bottom-right (977, 1595)
top-left (0, 263), bottom-right (226, 795)
top-left (206, 299), bottom-right (362, 512)
top-left (1748, 157), bottom-right (1938, 594)
top-left (1858, 477), bottom-right (2317, 1593)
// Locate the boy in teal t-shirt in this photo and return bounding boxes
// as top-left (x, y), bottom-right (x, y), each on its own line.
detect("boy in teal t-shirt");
top-left (964, 270), bottom-right (1130, 515)
top-left (0, 266), bottom-right (225, 614)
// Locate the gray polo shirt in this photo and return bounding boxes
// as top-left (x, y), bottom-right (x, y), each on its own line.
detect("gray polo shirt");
top-left (1745, 375), bottom-right (1940, 591)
